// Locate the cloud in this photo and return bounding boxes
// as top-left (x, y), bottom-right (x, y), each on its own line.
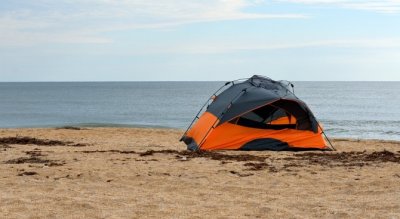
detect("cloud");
top-left (2, 0), bottom-right (398, 47)
top-left (278, 0), bottom-right (400, 14)
top-left (0, 0), bottom-right (306, 46)
top-left (137, 38), bottom-right (400, 54)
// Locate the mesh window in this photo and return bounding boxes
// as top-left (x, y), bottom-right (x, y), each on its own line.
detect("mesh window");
top-left (264, 108), bottom-right (287, 124)
top-left (241, 111), bottom-right (264, 123)
top-left (230, 104), bottom-right (297, 130)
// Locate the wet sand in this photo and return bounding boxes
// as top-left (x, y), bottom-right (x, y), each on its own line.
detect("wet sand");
top-left (0, 127), bottom-right (399, 218)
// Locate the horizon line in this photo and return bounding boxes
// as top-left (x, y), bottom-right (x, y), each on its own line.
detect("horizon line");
top-left (0, 80), bottom-right (399, 83)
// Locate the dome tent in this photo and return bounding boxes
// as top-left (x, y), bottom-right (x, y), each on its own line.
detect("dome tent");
top-left (181, 75), bottom-right (333, 151)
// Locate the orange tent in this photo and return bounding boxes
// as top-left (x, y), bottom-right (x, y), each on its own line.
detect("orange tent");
top-left (181, 75), bottom-right (333, 151)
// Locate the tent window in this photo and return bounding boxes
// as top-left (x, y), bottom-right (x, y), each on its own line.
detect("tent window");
top-left (241, 111), bottom-right (264, 123)
top-left (230, 104), bottom-right (297, 130)
top-left (264, 108), bottom-right (287, 124)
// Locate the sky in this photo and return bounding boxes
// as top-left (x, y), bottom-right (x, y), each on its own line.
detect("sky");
top-left (0, 0), bottom-right (400, 81)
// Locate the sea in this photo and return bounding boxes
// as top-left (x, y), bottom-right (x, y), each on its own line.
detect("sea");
top-left (0, 81), bottom-right (399, 141)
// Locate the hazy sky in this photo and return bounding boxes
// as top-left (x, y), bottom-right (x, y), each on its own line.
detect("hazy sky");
top-left (1, 0), bottom-right (400, 81)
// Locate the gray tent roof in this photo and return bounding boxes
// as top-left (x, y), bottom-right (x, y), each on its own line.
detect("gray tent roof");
top-left (206, 75), bottom-right (318, 132)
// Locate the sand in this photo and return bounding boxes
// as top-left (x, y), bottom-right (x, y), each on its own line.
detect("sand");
top-left (0, 127), bottom-right (399, 219)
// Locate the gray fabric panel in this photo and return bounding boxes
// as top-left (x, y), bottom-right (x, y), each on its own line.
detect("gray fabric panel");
top-left (206, 76), bottom-right (300, 125)
top-left (217, 87), bottom-right (281, 124)
top-left (181, 136), bottom-right (200, 151)
top-left (240, 138), bottom-right (290, 151)
top-left (240, 138), bottom-right (325, 151)
top-left (206, 82), bottom-right (251, 116)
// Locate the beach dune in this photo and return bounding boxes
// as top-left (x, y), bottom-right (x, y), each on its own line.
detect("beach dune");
top-left (1, 127), bottom-right (399, 218)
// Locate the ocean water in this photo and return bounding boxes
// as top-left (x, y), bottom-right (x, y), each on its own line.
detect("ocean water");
top-left (0, 81), bottom-right (399, 141)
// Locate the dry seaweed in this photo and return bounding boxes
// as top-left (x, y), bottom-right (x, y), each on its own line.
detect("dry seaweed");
top-left (74, 148), bottom-right (400, 173)
top-left (292, 150), bottom-right (400, 167)
top-left (0, 136), bottom-right (87, 147)
top-left (139, 150), bottom-right (268, 162)
top-left (17, 171), bottom-right (38, 176)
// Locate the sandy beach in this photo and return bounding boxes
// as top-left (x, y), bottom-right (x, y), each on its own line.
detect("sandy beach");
top-left (1, 127), bottom-right (399, 218)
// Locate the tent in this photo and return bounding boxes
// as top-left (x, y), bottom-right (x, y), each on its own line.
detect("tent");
top-left (181, 75), bottom-right (333, 151)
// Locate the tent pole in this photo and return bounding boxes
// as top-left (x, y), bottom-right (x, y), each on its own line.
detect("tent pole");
top-left (196, 88), bottom-right (248, 150)
top-left (322, 129), bottom-right (336, 151)
top-left (180, 81), bottom-right (232, 141)
top-left (180, 77), bottom-right (250, 142)
top-left (283, 81), bottom-right (336, 151)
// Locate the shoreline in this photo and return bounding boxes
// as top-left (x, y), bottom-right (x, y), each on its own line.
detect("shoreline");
top-left (0, 123), bottom-right (176, 130)
top-left (1, 126), bottom-right (399, 143)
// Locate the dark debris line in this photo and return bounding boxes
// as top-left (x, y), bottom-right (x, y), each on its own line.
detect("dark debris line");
top-left (77, 149), bottom-right (268, 162)
top-left (4, 146), bottom-right (66, 167)
top-left (75, 149), bottom-right (400, 170)
top-left (292, 150), bottom-right (400, 167)
top-left (0, 136), bottom-right (87, 147)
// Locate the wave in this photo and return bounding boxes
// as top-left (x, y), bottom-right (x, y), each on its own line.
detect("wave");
top-left (68, 123), bottom-right (173, 129)
top-left (0, 123), bottom-right (176, 130)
